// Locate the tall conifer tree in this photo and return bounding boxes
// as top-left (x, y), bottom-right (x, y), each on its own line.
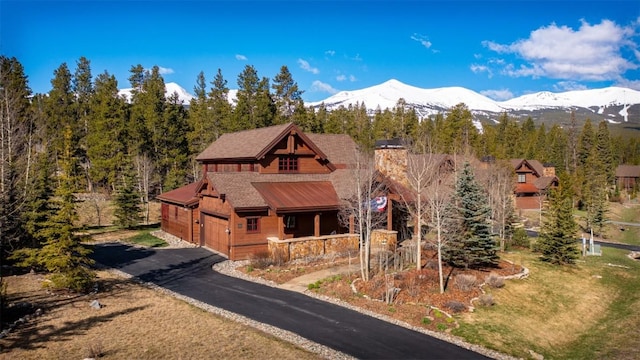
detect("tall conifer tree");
top-left (443, 162), bottom-right (499, 269)
top-left (538, 174), bottom-right (579, 265)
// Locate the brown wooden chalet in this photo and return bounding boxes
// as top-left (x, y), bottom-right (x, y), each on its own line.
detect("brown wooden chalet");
top-left (158, 123), bottom-right (368, 260)
top-left (511, 159), bottom-right (558, 209)
top-left (616, 164), bottom-right (640, 192)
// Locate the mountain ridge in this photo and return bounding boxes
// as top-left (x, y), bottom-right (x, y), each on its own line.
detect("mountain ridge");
top-left (118, 80), bottom-right (640, 123)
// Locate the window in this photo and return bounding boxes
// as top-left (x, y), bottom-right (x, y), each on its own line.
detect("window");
top-left (247, 217), bottom-right (260, 233)
top-left (517, 173), bottom-right (526, 183)
top-left (284, 215), bottom-right (296, 229)
top-left (278, 156), bottom-right (298, 172)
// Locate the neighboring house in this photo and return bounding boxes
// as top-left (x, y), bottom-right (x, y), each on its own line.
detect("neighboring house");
top-left (511, 159), bottom-right (558, 210)
top-left (158, 123), bottom-right (399, 260)
top-left (615, 164), bottom-right (640, 192)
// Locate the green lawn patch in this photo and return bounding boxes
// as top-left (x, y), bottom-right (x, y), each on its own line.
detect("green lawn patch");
top-left (453, 248), bottom-right (640, 359)
top-left (127, 228), bottom-right (167, 248)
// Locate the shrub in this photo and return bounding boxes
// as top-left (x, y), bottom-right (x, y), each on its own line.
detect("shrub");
top-left (249, 251), bottom-right (275, 269)
top-left (436, 323), bottom-right (448, 331)
top-left (485, 273), bottom-right (505, 288)
top-left (445, 300), bottom-right (467, 313)
top-left (455, 274), bottom-right (477, 292)
top-left (86, 340), bottom-right (104, 358)
top-left (511, 227), bottom-right (530, 249)
top-left (421, 317), bottom-right (432, 325)
top-left (477, 293), bottom-right (495, 307)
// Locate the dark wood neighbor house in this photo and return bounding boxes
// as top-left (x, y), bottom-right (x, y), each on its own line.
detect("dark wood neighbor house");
top-left (616, 164), bottom-right (640, 192)
top-left (511, 159), bottom-right (558, 209)
top-left (158, 123), bottom-right (400, 260)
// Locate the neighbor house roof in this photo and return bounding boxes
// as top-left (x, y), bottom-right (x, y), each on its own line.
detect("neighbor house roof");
top-left (616, 165), bottom-right (640, 178)
top-left (155, 181), bottom-right (202, 207)
top-left (511, 159), bottom-right (544, 176)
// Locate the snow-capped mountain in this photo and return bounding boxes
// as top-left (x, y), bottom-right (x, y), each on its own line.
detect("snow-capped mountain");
top-left (118, 82), bottom-right (194, 104)
top-left (310, 79), bottom-right (507, 114)
top-left (309, 79), bottom-right (640, 123)
top-left (117, 79), bottom-right (640, 124)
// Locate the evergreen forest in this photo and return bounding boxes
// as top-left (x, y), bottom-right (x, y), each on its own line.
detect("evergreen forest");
top-left (1, 55), bottom-right (639, 275)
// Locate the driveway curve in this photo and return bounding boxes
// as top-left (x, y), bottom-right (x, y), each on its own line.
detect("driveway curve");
top-left (92, 243), bottom-right (492, 360)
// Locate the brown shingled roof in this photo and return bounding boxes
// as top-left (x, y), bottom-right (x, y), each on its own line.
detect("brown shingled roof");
top-left (195, 123), bottom-right (332, 164)
top-left (196, 123), bottom-right (292, 161)
top-left (306, 133), bottom-right (357, 168)
top-left (616, 165), bottom-right (640, 178)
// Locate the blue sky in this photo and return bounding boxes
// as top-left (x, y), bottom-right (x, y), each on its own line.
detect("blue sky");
top-left (2, 0), bottom-right (639, 102)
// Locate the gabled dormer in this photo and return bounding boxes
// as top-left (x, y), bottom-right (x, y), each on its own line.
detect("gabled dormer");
top-left (195, 123), bottom-right (335, 175)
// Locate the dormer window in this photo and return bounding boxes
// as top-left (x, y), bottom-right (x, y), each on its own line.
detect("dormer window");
top-left (279, 156), bottom-right (298, 173)
top-left (517, 173), bottom-right (526, 183)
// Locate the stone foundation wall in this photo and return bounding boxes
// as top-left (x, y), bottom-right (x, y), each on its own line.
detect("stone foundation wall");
top-left (268, 229), bottom-right (398, 262)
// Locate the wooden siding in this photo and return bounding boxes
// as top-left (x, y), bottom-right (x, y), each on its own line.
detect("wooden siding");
top-left (161, 203), bottom-right (195, 242)
top-left (516, 195), bottom-right (544, 210)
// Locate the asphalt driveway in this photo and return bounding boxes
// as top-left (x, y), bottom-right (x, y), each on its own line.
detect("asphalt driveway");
top-left (92, 243), bottom-right (491, 360)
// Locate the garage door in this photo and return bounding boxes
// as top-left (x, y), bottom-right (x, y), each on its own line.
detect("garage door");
top-left (202, 214), bottom-right (229, 257)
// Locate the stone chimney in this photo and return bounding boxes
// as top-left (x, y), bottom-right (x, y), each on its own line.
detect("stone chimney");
top-left (374, 139), bottom-right (407, 185)
top-left (543, 163), bottom-right (556, 177)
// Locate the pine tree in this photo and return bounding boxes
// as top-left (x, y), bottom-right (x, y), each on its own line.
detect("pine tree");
top-left (538, 174), bottom-right (579, 265)
top-left (87, 71), bottom-right (127, 191)
top-left (0, 56), bottom-right (32, 261)
top-left (272, 65), bottom-right (304, 124)
top-left (14, 127), bottom-right (95, 292)
top-left (443, 162), bottom-right (499, 269)
top-left (187, 71), bottom-right (213, 158)
top-left (23, 152), bottom-right (55, 248)
top-left (208, 69), bottom-right (232, 136)
top-left (233, 65), bottom-right (275, 130)
top-left (113, 165), bottom-right (143, 229)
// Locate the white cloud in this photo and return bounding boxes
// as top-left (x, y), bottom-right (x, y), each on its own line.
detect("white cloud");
top-left (483, 19), bottom-right (639, 81)
top-left (235, 54), bottom-right (248, 61)
top-left (615, 78), bottom-right (640, 91)
top-left (158, 66), bottom-right (174, 75)
top-left (325, 50), bottom-right (336, 56)
top-left (552, 81), bottom-right (588, 91)
top-left (336, 74), bottom-right (357, 82)
top-left (480, 89), bottom-right (514, 101)
top-left (298, 58), bottom-right (319, 74)
top-left (411, 33), bottom-right (432, 49)
top-left (470, 64), bottom-right (493, 78)
top-left (310, 80), bottom-right (338, 94)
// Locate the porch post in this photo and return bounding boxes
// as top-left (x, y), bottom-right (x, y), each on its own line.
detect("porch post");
top-left (387, 198), bottom-right (393, 231)
top-left (278, 215), bottom-right (284, 239)
top-left (349, 214), bottom-right (355, 234)
top-left (314, 213), bottom-right (320, 237)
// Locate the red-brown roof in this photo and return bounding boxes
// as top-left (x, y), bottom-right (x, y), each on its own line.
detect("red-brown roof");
top-left (616, 165), bottom-right (640, 178)
top-left (156, 181), bottom-right (201, 206)
top-left (515, 183), bottom-right (540, 194)
top-left (252, 181), bottom-right (340, 213)
top-left (206, 171), bottom-right (357, 210)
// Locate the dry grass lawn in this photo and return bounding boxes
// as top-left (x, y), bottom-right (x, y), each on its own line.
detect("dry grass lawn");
top-left (0, 270), bottom-right (321, 360)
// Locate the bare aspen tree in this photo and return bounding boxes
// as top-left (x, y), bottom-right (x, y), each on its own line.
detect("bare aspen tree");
top-left (135, 154), bottom-right (155, 224)
top-left (400, 140), bottom-right (454, 293)
top-left (481, 160), bottom-right (516, 251)
top-left (340, 149), bottom-right (387, 281)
